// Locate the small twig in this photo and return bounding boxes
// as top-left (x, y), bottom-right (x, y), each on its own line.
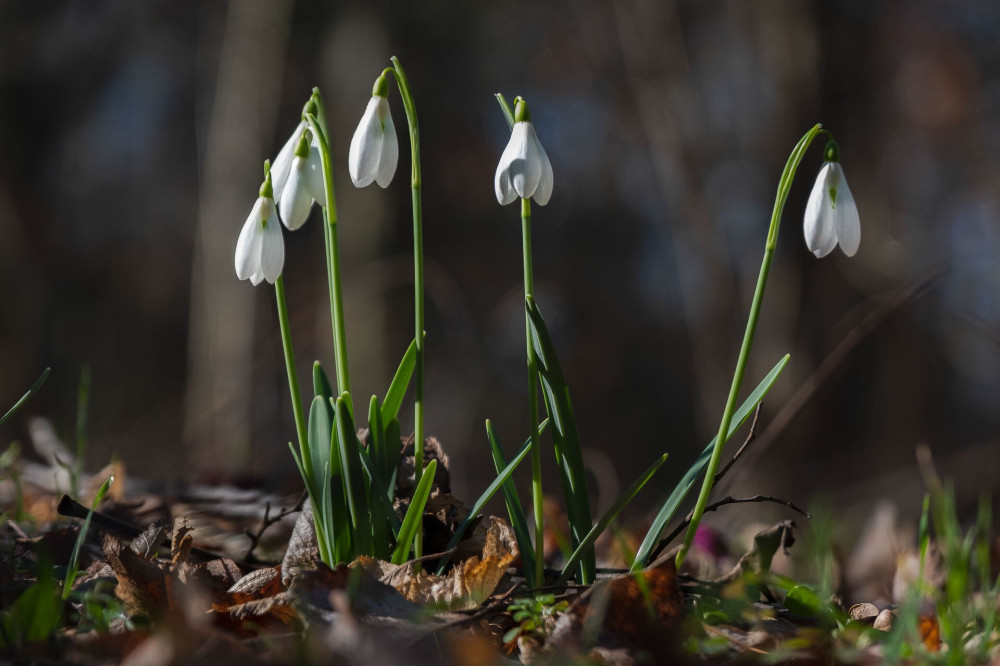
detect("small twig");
top-left (403, 546), bottom-right (458, 567)
top-left (648, 494), bottom-right (809, 562)
top-left (714, 403), bottom-right (762, 484)
top-left (429, 580), bottom-right (525, 633)
top-left (241, 490), bottom-right (306, 562)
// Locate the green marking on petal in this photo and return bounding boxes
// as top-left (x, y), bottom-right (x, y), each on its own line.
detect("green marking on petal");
top-left (829, 186), bottom-right (837, 208)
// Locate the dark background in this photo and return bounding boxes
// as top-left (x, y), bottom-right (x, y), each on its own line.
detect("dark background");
top-left (1, 1), bottom-right (998, 533)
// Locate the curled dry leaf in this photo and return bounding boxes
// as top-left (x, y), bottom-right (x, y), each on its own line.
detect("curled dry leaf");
top-left (358, 516), bottom-right (516, 611)
top-left (102, 521), bottom-right (244, 617)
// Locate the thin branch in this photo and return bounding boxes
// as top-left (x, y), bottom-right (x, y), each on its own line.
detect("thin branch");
top-left (242, 490), bottom-right (307, 562)
top-left (648, 494), bottom-right (809, 563)
top-left (714, 403), bottom-right (762, 485)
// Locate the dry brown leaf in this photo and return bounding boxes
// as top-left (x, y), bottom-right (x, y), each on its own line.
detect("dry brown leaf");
top-left (104, 521), bottom-right (245, 616)
top-left (919, 613), bottom-right (941, 651)
top-left (358, 517), bottom-right (515, 611)
top-left (281, 500), bottom-right (319, 585)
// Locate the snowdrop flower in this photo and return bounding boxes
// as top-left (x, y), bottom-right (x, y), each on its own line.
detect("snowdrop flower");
top-left (494, 97), bottom-right (553, 206)
top-left (348, 75), bottom-right (398, 188)
top-left (803, 141), bottom-right (860, 258)
top-left (235, 173), bottom-right (284, 286)
top-left (270, 120), bottom-right (307, 202)
top-left (278, 130), bottom-right (325, 230)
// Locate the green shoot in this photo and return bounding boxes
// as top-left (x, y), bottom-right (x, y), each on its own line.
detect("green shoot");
top-left (436, 426), bottom-right (540, 574)
top-left (0, 367), bottom-right (51, 427)
top-left (62, 475), bottom-right (114, 599)
top-left (556, 452), bottom-right (668, 585)
top-left (391, 459), bottom-right (437, 565)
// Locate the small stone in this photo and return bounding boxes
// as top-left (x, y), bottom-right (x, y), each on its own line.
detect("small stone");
top-left (849, 602), bottom-right (879, 623)
top-left (874, 609), bottom-right (895, 631)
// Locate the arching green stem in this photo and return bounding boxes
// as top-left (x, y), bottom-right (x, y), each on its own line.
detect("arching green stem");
top-left (305, 92), bottom-right (352, 409)
top-left (676, 124), bottom-right (825, 567)
top-left (389, 56), bottom-right (426, 558)
top-left (275, 276), bottom-right (307, 464)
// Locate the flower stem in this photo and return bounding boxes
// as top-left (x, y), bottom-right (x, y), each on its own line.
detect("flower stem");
top-left (275, 276), bottom-right (308, 468)
top-left (390, 55), bottom-right (426, 559)
top-left (676, 124), bottom-right (824, 568)
top-left (305, 97), bottom-right (352, 407)
top-left (521, 197), bottom-right (545, 587)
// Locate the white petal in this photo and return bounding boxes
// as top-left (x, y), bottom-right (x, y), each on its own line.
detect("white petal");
top-left (375, 105), bottom-right (399, 188)
top-left (494, 125), bottom-right (523, 205)
top-left (306, 141), bottom-right (326, 205)
top-left (830, 164), bottom-right (861, 257)
top-left (271, 120), bottom-right (306, 200)
top-left (349, 97), bottom-right (384, 188)
top-left (258, 199), bottom-right (284, 284)
top-left (532, 130), bottom-right (554, 206)
top-left (509, 122), bottom-right (541, 200)
top-left (235, 197), bottom-right (266, 280)
top-left (250, 269), bottom-right (265, 286)
top-left (279, 157), bottom-right (314, 230)
top-left (803, 163), bottom-right (838, 258)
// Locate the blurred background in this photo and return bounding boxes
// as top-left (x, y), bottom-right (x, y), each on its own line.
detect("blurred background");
top-left (1, 1), bottom-right (998, 534)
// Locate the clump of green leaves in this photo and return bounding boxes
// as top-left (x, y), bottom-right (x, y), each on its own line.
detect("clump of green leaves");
top-left (503, 594), bottom-right (570, 646)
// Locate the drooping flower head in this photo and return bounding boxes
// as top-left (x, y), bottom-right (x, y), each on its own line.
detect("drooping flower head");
top-left (803, 140), bottom-right (860, 258)
top-left (235, 166), bottom-right (284, 286)
top-left (278, 129), bottom-right (326, 230)
top-left (494, 97), bottom-right (553, 206)
top-left (348, 75), bottom-right (398, 188)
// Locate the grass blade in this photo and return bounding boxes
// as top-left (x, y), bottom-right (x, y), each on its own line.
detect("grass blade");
top-left (436, 426), bottom-right (541, 574)
top-left (62, 475), bottom-right (114, 599)
top-left (357, 442), bottom-right (402, 537)
top-left (381, 338), bottom-right (417, 424)
top-left (631, 354), bottom-right (791, 570)
top-left (1, 367), bottom-right (51, 426)
top-left (525, 296), bottom-right (595, 583)
top-left (557, 452), bottom-right (668, 585)
top-left (391, 459), bottom-right (437, 564)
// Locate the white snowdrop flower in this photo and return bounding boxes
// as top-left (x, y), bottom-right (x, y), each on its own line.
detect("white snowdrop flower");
top-left (271, 120), bottom-right (307, 202)
top-left (235, 177), bottom-right (284, 286)
top-left (278, 130), bottom-right (326, 230)
top-left (803, 141), bottom-right (860, 258)
top-left (348, 75), bottom-right (398, 188)
top-left (494, 98), bottom-right (553, 206)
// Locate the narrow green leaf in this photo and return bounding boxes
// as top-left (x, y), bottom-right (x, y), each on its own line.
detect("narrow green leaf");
top-left (631, 354), bottom-right (791, 570)
top-left (487, 420), bottom-right (535, 585)
top-left (63, 475), bottom-right (114, 598)
top-left (1, 367), bottom-right (51, 426)
top-left (381, 338), bottom-right (417, 424)
top-left (436, 426), bottom-right (540, 574)
top-left (495, 93), bottom-right (515, 130)
top-left (313, 361), bottom-right (335, 401)
top-left (335, 395), bottom-right (370, 556)
top-left (357, 443), bottom-right (402, 537)
top-left (391, 460), bottom-right (437, 564)
top-left (384, 417), bottom-right (402, 498)
top-left (525, 296), bottom-right (595, 583)
top-left (557, 453), bottom-right (668, 585)
top-left (306, 396), bottom-right (333, 499)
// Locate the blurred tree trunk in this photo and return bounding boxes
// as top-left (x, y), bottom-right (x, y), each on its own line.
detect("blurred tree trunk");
top-left (184, 0), bottom-right (293, 473)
